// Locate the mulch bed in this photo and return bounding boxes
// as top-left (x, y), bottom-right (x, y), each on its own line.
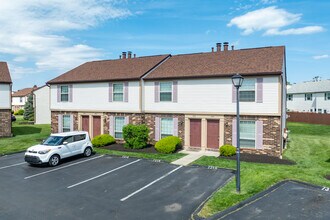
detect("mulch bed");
top-left (325, 175), bottom-right (330, 180)
top-left (219, 153), bottom-right (296, 165)
top-left (101, 143), bottom-right (159, 154)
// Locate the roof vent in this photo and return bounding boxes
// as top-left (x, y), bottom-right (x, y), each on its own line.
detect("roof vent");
top-left (223, 42), bottom-right (229, 51)
top-left (216, 43), bottom-right (221, 52)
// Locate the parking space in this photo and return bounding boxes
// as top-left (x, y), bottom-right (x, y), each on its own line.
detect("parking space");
top-left (0, 153), bottom-right (233, 220)
top-left (210, 180), bottom-right (330, 220)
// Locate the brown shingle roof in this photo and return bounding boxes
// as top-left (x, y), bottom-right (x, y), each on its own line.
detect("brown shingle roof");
top-left (47, 55), bottom-right (170, 84)
top-left (144, 46), bottom-right (285, 80)
top-left (12, 87), bottom-right (36, 97)
top-left (0, 62), bottom-right (12, 83)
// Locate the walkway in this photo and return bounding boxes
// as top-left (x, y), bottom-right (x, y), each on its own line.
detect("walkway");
top-left (171, 149), bottom-right (219, 166)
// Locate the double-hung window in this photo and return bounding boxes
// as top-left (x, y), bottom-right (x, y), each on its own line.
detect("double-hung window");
top-left (62, 115), bottom-right (71, 132)
top-left (240, 121), bottom-right (256, 148)
top-left (160, 118), bottom-right (173, 138)
top-left (305, 93), bottom-right (312, 101)
top-left (114, 117), bottom-right (125, 138)
top-left (325, 92), bottom-right (330, 100)
top-left (113, 83), bottom-right (124, 102)
top-left (160, 82), bottom-right (172, 102)
top-left (19, 97), bottom-right (23, 103)
top-left (287, 94), bottom-right (293, 101)
top-left (61, 86), bottom-right (69, 102)
top-left (240, 79), bottom-right (255, 102)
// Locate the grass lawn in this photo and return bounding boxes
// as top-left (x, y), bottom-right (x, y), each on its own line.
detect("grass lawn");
top-left (195, 122), bottom-right (330, 218)
top-left (94, 148), bottom-right (186, 162)
top-left (0, 116), bottom-right (51, 155)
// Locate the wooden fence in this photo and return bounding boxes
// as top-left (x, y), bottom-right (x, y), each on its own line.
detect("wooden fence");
top-left (287, 112), bottom-right (330, 125)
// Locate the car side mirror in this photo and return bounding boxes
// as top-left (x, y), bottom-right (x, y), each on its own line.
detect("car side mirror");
top-left (63, 141), bottom-right (68, 145)
top-left (41, 140), bottom-right (45, 144)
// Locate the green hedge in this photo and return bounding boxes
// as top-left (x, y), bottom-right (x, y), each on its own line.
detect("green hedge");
top-left (123, 124), bottom-right (149, 149)
top-left (219, 144), bottom-right (236, 157)
top-left (92, 134), bottom-right (115, 147)
top-left (14, 109), bottom-right (24, 115)
top-left (155, 136), bottom-right (182, 154)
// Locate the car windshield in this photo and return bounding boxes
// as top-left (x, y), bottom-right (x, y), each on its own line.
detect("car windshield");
top-left (43, 136), bottom-right (64, 146)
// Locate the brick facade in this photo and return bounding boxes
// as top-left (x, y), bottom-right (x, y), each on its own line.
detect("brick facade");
top-left (224, 115), bottom-right (282, 157)
top-left (51, 111), bottom-right (78, 133)
top-left (0, 109), bottom-right (11, 137)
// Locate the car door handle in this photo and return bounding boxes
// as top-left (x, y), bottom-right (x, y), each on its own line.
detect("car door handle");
top-left (58, 147), bottom-right (62, 149)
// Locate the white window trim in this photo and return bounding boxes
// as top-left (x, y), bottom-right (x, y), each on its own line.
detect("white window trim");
top-left (62, 115), bottom-right (71, 132)
top-left (305, 93), bottom-right (313, 101)
top-left (113, 83), bottom-right (124, 102)
top-left (159, 81), bottom-right (173, 102)
top-left (240, 79), bottom-right (256, 102)
top-left (60, 85), bottom-right (69, 102)
top-left (325, 92), bottom-right (330, 100)
top-left (160, 118), bottom-right (174, 138)
top-left (239, 120), bottom-right (256, 149)
top-left (114, 116), bottom-right (125, 139)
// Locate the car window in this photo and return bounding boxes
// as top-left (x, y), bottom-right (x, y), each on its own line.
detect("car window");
top-left (43, 136), bottom-right (64, 146)
top-left (74, 134), bottom-right (86, 142)
top-left (62, 136), bottom-right (74, 144)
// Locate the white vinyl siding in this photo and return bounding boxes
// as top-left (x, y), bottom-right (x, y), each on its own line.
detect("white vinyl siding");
top-left (113, 83), bottom-right (124, 102)
top-left (62, 115), bottom-right (71, 132)
top-left (160, 82), bottom-right (172, 102)
top-left (160, 118), bottom-right (173, 138)
top-left (240, 120), bottom-right (256, 148)
top-left (240, 79), bottom-right (255, 102)
top-left (114, 117), bottom-right (125, 138)
top-left (61, 86), bottom-right (69, 102)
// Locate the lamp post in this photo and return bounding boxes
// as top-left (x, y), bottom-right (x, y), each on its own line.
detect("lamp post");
top-left (232, 74), bottom-right (244, 193)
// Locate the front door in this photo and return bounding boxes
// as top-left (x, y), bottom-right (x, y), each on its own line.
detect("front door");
top-left (81, 116), bottom-right (90, 133)
top-left (92, 116), bottom-right (101, 137)
top-left (207, 120), bottom-right (219, 149)
top-left (190, 119), bottom-right (201, 147)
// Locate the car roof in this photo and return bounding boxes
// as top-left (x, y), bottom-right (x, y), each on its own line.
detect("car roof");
top-left (51, 131), bottom-right (89, 137)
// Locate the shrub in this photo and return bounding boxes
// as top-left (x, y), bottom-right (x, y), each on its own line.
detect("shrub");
top-left (155, 136), bottom-right (182, 154)
top-left (92, 134), bottom-right (115, 147)
top-left (123, 124), bottom-right (149, 149)
top-left (14, 109), bottom-right (24, 115)
top-left (219, 145), bottom-right (236, 157)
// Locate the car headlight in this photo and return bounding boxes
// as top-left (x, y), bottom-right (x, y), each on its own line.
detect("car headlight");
top-left (38, 149), bottom-right (51, 154)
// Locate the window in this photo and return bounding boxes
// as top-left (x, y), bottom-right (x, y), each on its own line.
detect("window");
top-left (305, 93), bottom-right (312, 101)
top-left (61, 86), bottom-right (69, 102)
top-left (287, 94), bottom-right (293, 101)
top-left (325, 92), bottom-right (330, 100)
top-left (160, 82), bottom-right (172, 102)
top-left (74, 134), bottom-right (86, 142)
top-left (19, 97), bottom-right (23, 103)
top-left (62, 115), bottom-right (71, 132)
top-left (318, 109), bottom-right (322, 113)
top-left (240, 79), bottom-right (255, 102)
top-left (240, 121), bottom-right (255, 148)
top-left (113, 83), bottom-right (124, 102)
top-left (324, 110), bottom-right (327, 114)
top-left (310, 109), bottom-right (313, 112)
top-left (114, 117), bottom-right (125, 138)
top-left (62, 136), bottom-right (73, 144)
top-left (160, 118), bottom-right (173, 138)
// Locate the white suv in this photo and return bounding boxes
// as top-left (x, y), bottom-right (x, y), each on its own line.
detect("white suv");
top-left (25, 131), bottom-right (93, 166)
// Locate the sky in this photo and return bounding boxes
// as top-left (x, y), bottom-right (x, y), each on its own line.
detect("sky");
top-left (0, 0), bottom-right (329, 90)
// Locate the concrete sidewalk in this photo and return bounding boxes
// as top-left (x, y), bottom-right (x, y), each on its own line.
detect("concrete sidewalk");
top-left (171, 149), bottom-right (219, 166)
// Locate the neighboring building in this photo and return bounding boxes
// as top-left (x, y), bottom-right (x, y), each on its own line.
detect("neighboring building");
top-left (0, 62), bottom-right (12, 137)
top-left (33, 85), bottom-right (51, 124)
top-left (12, 85), bottom-right (38, 111)
top-left (47, 43), bottom-right (287, 157)
top-left (287, 80), bottom-right (330, 114)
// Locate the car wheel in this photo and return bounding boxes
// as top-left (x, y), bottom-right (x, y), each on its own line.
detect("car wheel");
top-left (48, 154), bottom-right (60, 167)
top-left (84, 147), bottom-right (92, 157)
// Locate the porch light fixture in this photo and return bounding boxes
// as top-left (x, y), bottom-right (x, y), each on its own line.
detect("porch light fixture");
top-left (231, 73), bottom-right (244, 193)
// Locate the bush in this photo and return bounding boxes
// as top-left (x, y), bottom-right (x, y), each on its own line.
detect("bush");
top-left (14, 109), bottom-right (24, 115)
top-left (155, 136), bottom-right (182, 154)
top-left (219, 145), bottom-right (236, 157)
top-left (92, 134), bottom-right (115, 147)
top-left (123, 124), bottom-right (149, 149)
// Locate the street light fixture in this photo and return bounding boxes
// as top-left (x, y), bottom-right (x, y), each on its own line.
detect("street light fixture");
top-left (231, 73), bottom-right (244, 193)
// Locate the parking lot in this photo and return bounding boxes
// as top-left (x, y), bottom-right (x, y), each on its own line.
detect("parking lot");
top-left (0, 152), bottom-right (233, 220)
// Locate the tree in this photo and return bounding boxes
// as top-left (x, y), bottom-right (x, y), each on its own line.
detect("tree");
top-left (23, 94), bottom-right (34, 121)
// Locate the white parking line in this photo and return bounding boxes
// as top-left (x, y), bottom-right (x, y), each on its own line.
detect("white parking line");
top-left (120, 165), bottom-right (183, 202)
top-left (0, 162), bottom-right (26, 170)
top-left (67, 159), bottom-right (141, 189)
top-left (24, 155), bottom-right (104, 179)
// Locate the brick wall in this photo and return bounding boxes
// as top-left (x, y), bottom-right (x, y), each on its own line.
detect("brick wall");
top-left (0, 109), bottom-right (11, 137)
top-left (287, 112), bottom-right (330, 125)
top-left (224, 115), bottom-right (282, 157)
top-left (51, 111), bottom-right (78, 133)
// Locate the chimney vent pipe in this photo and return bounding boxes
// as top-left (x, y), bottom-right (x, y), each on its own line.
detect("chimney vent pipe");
top-left (231, 45), bottom-right (234, 50)
top-left (211, 47), bottom-right (214, 52)
top-left (216, 43), bottom-right (221, 52)
top-left (223, 42), bottom-right (229, 51)
top-left (122, 52), bottom-right (127, 59)
top-left (128, 51), bottom-right (132, 59)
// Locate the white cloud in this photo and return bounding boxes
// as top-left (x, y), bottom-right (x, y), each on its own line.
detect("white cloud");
top-left (313, 54), bottom-right (329, 60)
top-left (260, 0), bottom-right (277, 4)
top-left (228, 6), bottom-right (325, 36)
top-left (0, 0), bottom-right (131, 76)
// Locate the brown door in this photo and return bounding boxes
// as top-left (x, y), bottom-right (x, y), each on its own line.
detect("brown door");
top-left (92, 116), bottom-right (101, 137)
top-left (190, 119), bottom-right (201, 147)
top-left (82, 116), bottom-right (90, 133)
top-left (207, 120), bottom-right (219, 149)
